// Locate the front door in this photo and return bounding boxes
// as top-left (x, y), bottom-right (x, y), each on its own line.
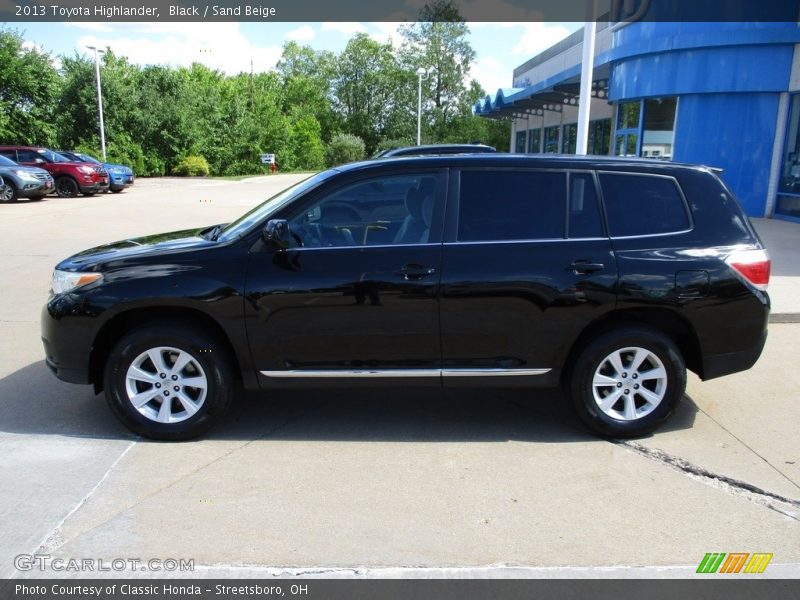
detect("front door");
top-left (244, 170), bottom-right (446, 385)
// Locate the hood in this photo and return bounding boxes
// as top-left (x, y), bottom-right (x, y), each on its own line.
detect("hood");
top-left (58, 226), bottom-right (219, 270)
top-left (0, 164), bottom-right (51, 177)
top-left (104, 162), bottom-right (133, 173)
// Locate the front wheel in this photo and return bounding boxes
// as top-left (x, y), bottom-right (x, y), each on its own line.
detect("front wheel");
top-left (55, 176), bottom-right (79, 198)
top-left (0, 182), bottom-right (18, 203)
top-left (567, 326), bottom-right (686, 438)
top-left (104, 323), bottom-right (235, 440)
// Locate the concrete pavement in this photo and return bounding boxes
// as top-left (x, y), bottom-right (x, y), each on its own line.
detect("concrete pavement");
top-left (0, 178), bottom-right (797, 579)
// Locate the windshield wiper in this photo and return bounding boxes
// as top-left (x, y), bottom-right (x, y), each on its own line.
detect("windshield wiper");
top-left (202, 224), bottom-right (224, 241)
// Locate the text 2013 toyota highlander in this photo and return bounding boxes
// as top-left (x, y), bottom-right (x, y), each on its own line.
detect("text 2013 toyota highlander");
top-left (41, 155), bottom-right (770, 440)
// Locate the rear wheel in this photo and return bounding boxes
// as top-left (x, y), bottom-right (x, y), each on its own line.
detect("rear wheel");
top-left (103, 323), bottom-right (235, 440)
top-left (111, 188), bottom-right (123, 194)
top-left (567, 326), bottom-right (686, 438)
top-left (0, 181), bottom-right (18, 203)
top-left (55, 176), bottom-right (79, 198)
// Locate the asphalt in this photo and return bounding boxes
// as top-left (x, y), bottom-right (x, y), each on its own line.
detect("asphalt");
top-left (0, 177), bottom-right (797, 579)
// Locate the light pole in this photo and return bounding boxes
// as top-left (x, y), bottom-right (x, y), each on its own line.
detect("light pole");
top-left (86, 45), bottom-right (107, 160)
top-left (416, 66), bottom-right (431, 146)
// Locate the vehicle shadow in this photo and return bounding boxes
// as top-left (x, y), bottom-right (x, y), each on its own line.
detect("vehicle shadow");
top-left (0, 361), bottom-right (698, 443)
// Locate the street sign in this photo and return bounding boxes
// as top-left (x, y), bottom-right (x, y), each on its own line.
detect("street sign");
top-left (261, 153), bottom-right (275, 164)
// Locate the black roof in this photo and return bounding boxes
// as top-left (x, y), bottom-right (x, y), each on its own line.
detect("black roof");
top-left (337, 153), bottom-right (718, 174)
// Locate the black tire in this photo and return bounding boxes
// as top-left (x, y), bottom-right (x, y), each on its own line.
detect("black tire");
top-left (0, 181), bottom-right (18, 203)
top-left (567, 326), bottom-right (686, 438)
top-left (103, 322), bottom-right (235, 440)
top-left (55, 176), bottom-right (79, 198)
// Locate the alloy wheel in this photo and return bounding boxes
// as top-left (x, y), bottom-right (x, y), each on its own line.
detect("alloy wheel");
top-left (591, 346), bottom-right (667, 421)
top-left (124, 346), bottom-right (208, 424)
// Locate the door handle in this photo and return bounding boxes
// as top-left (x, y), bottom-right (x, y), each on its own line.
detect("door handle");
top-left (568, 260), bottom-right (605, 275)
top-left (397, 264), bottom-right (437, 281)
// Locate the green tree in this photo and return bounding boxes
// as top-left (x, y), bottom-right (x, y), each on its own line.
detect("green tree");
top-left (399, 0), bottom-right (477, 143)
top-left (0, 28), bottom-right (59, 145)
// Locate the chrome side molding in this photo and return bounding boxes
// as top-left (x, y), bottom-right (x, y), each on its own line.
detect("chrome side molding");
top-left (259, 368), bottom-right (551, 378)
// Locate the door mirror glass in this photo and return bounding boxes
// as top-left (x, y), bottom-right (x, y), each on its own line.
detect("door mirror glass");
top-left (263, 219), bottom-right (291, 251)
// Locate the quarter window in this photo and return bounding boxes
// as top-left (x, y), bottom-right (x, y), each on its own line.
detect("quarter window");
top-left (599, 173), bottom-right (690, 237)
top-left (458, 171), bottom-right (566, 241)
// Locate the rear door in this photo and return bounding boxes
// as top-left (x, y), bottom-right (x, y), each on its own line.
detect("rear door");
top-left (439, 168), bottom-right (618, 386)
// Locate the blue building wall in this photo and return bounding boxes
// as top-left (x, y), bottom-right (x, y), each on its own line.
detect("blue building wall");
top-left (608, 22), bottom-right (800, 216)
top-left (673, 94), bottom-right (780, 216)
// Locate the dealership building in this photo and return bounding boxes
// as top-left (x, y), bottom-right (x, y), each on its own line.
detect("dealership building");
top-left (474, 22), bottom-right (800, 221)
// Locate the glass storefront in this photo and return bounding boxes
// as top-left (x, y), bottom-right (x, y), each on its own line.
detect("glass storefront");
top-left (528, 128), bottom-right (541, 153)
top-left (615, 98), bottom-right (677, 160)
top-left (544, 126), bottom-right (560, 153)
top-left (642, 98), bottom-right (677, 160)
top-left (515, 130), bottom-right (527, 154)
top-left (777, 94), bottom-right (800, 218)
top-left (588, 119), bottom-right (611, 155)
top-left (562, 123), bottom-right (577, 154)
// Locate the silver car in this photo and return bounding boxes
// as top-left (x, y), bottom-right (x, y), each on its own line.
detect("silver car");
top-left (0, 154), bottom-right (54, 202)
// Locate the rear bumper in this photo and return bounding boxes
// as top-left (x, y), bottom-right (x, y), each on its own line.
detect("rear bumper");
top-left (701, 326), bottom-right (768, 380)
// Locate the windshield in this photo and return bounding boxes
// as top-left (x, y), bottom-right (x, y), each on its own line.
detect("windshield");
top-left (38, 149), bottom-right (70, 163)
top-left (77, 153), bottom-right (102, 164)
top-left (217, 170), bottom-right (337, 242)
top-left (0, 155), bottom-right (17, 167)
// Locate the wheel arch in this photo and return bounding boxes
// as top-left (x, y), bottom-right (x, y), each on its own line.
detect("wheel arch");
top-left (562, 308), bottom-right (703, 382)
top-left (89, 306), bottom-right (242, 393)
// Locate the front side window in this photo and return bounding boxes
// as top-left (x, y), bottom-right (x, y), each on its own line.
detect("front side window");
top-left (599, 173), bottom-right (690, 237)
top-left (288, 174), bottom-right (439, 248)
top-left (458, 170), bottom-right (566, 241)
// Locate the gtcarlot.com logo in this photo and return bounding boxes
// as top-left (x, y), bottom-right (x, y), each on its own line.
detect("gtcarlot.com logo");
top-left (14, 554), bottom-right (194, 573)
top-left (696, 552), bottom-right (773, 574)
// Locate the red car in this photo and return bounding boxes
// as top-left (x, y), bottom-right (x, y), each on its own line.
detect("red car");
top-left (0, 146), bottom-right (109, 197)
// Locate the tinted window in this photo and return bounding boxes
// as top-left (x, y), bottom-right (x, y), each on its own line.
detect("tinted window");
top-left (289, 174), bottom-right (439, 248)
top-left (599, 173), bottom-right (690, 237)
top-left (0, 150), bottom-right (16, 161)
top-left (16, 150), bottom-right (41, 162)
top-left (458, 170), bottom-right (566, 241)
top-left (568, 173), bottom-right (604, 238)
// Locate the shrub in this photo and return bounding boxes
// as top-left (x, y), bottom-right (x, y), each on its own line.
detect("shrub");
top-left (326, 133), bottom-right (366, 167)
top-left (172, 155), bottom-right (210, 177)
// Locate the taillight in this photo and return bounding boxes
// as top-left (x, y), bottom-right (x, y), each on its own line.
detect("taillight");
top-left (725, 248), bottom-right (770, 291)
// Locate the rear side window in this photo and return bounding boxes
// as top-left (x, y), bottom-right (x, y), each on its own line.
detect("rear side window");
top-left (599, 173), bottom-right (690, 237)
top-left (458, 170), bottom-right (566, 241)
top-left (568, 173), bottom-right (604, 238)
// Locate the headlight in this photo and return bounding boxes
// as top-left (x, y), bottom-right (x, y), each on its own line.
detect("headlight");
top-left (77, 166), bottom-right (94, 174)
top-left (13, 169), bottom-right (38, 180)
top-left (51, 270), bottom-right (103, 295)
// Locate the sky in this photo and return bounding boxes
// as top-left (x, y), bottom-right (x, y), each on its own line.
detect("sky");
top-left (13, 21), bottom-right (581, 97)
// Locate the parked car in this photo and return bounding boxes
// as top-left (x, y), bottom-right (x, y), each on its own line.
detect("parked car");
top-left (0, 154), bottom-right (55, 202)
top-left (0, 146), bottom-right (108, 197)
top-left (374, 143), bottom-right (497, 158)
top-left (57, 151), bottom-right (134, 193)
top-left (41, 155), bottom-right (770, 440)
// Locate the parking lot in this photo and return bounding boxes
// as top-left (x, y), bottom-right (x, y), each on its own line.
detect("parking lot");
top-left (0, 175), bottom-right (798, 579)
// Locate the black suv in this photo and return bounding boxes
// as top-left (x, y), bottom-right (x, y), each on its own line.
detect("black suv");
top-left (41, 155), bottom-right (770, 440)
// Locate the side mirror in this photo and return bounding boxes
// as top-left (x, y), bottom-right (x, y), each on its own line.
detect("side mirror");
top-left (263, 219), bottom-right (291, 251)
top-left (34, 158), bottom-right (46, 164)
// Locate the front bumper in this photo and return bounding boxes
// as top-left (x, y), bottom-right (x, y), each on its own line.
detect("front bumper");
top-left (109, 173), bottom-right (134, 190)
top-left (41, 300), bottom-right (95, 385)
